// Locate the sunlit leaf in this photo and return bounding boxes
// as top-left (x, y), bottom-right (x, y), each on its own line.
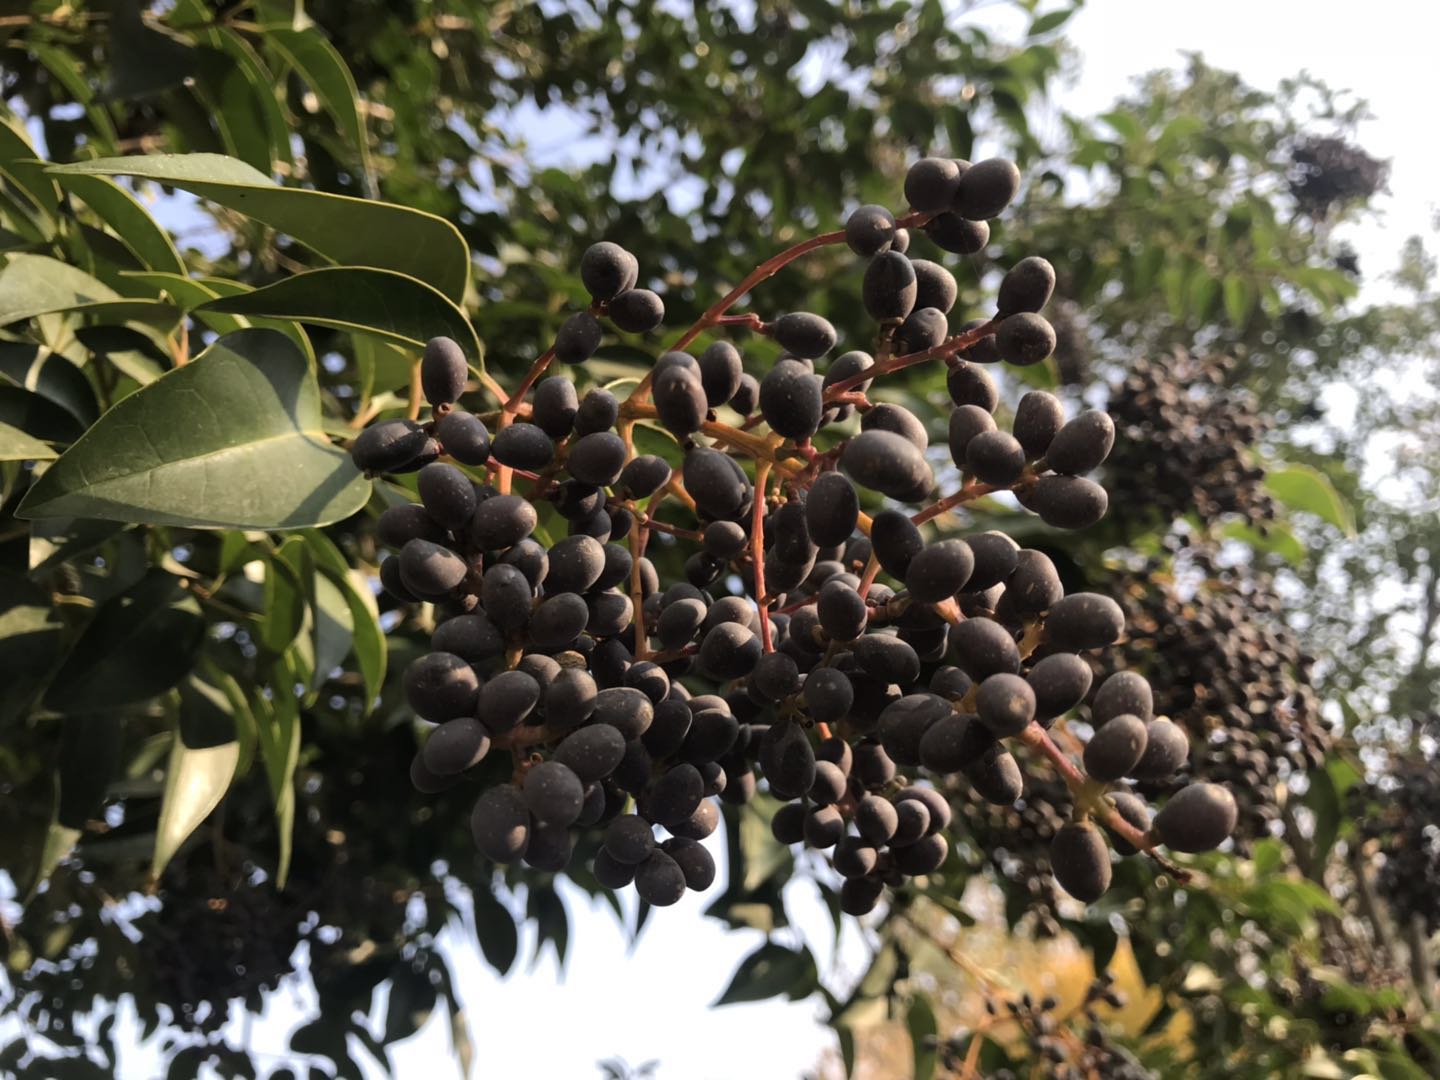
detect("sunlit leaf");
top-left (18, 328), bottom-right (371, 528)
top-left (50, 154), bottom-right (470, 301)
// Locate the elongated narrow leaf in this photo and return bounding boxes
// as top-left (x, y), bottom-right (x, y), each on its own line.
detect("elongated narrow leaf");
top-left (267, 29), bottom-right (374, 188)
top-left (257, 652), bottom-right (302, 886)
top-left (0, 253), bottom-right (179, 328)
top-left (0, 573), bottom-right (64, 725)
top-left (300, 528), bottom-right (386, 706)
top-left (53, 173), bottom-right (187, 275)
top-left (0, 421), bottom-right (56, 460)
top-left (198, 266), bottom-right (482, 366)
top-left (150, 735), bottom-right (240, 886)
top-left (0, 116), bottom-right (60, 223)
top-left (29, 823), bottom-right (82, 901)
top-left (19, 328), bottom-right (370, 528)
top-left (43, 570), bottom-right (205, 713)
top-left (49, 154), bottom-right (470, 302)
top-left (121, 271), bottom-right (316, 362)
top-left (1265, 464), bottom-right (1356, 536)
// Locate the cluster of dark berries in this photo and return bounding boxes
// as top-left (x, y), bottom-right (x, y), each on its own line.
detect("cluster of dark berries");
top-left (939, 975), bottom-right (1155, 1080)
top-left (1104, 350), bottom-right (1276, 531)
top-left (1354, 753), bottom-right (1440, 939)
top-left (344, 156), bottom-right (1238, 918)
top-left (1099, 537), bottom-right (1328, 846)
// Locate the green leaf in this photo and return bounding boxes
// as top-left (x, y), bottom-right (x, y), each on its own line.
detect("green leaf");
top-left (1265, 464), bottom-right (1355, 536)
top-left (56, 714), bottom-right (125, 828)
top-left (0, 116), bottom-right (60, 225)
top-left (268, 29), bottom-right (374, 190)
top-left (18, 328), bottom-right (371, 529)
top-left (471, 885), bottom-right (519, 976)
top-left (49, 154), bottom-right (470, 302)
top-left (120, 271), bottom-right (316, 362)
top-left (0, 572), bottom-right (64, 725)
top-left (29, 822), bottom-right (82, 900)
top-left (1028, 8), bottom-right (1075, 36)
top-left (1304, 765), bottom-right (1343, 864)
top-left (713, 942), bottom-right (818, 1006)
top-left (29, 518), bottom-right (125, 574)
top-left (1222, 272), bottom-right (1254, 329)
top-left (107, 0), bottom-right (200, 100)
top-left (52, 173), bottom-right (187, 276)
top-left (43, 570), bottom-right (205, 713)
top-left (384, 965), bottom-right (438, 1044)
top-left (198, 266), bottom-right (482, 369)
top-left (298, 529), bottom-right (385, 707)
top-left (259, 548), bottom-right (308, 655)
top-left (0, 421), bottom-right (57, 460)
top-left (0, 253), bottom-right (178, 327)
top-left (907, 994), bottom-right (938, 1080)
top-left (255, 655), bottom-right (302, 887)
top-left (150, 734), bottom-right (240, 886)
top-left (1221, 521), bottom-right (1307, 566)
top-left (0, 340), bottom-right (101, 428)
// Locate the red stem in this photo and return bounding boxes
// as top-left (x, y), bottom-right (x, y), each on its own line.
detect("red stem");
top-left (751, 460), bottom-right (774, 652)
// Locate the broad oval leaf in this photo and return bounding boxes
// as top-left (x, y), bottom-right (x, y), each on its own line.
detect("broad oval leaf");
top-left (713, 942), bottom-right (818, 1006)
top-left (1265, 464), bottom-right (1356, 537)
top-left (49, 153), bottom-right (470, 302)
top-left (43, 569), bottom-right (206, 713)
top-left (197, 266), bottom-right (483, 370)
top-left (18, 328), bottom-right (371, 528)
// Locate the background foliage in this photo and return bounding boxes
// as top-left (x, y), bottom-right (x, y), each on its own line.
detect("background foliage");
top-left (0, 1), bottom-right (1435, 1077)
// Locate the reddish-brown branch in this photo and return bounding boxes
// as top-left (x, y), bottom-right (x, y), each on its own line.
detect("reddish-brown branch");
top-left (911, 479), bottom-right (1000, 524)
top-left (503, 346), bottom-right (557, 414)
top-left (822, 317), bottom-right (1000, 401)
top-left (715, 312), bottom-right (766, 331)
top-left (856, 552), bottom-right (882, 601)
top-left (751, 460), bottom-right (774, 652)
top-left (1016, 723), bottom-right (1192, 883)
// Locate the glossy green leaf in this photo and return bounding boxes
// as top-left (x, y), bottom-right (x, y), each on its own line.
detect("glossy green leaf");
top-left (0, 340), bottom-right (101, 428)
top-left (121, 271), bottom-right (317, 362)
top-left (0, 254), bottom-right (178, 327)
top-left (149, 734), bottom-right (240, 886)
top-left (49, 154), bottom-right (470, 301)
top-left (0, 384), bottom-right (85, 443)
top-left (197, 267), bottom-right (482, 368)
top-left (713, 942), bottom-right (818, 1006)
top-left (259, 547), bottom-right (307, 655)
top-left (18, 328), bottom-right (371, 528)
top-left (53, 173), bottom-right (186, 275)
top-left (44, 570), bottom-right (204, 713)
top-left (0, 420), bottom-right (56, 460)
top-left (1265, 464), bottom-right (1355, 536)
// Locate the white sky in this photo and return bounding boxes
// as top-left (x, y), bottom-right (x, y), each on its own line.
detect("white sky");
top-left (31, 2), bottom-right (1440, 1078)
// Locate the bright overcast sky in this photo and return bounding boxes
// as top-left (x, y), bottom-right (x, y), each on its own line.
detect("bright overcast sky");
top-left (93, 3), bottom-right (1438, 1078)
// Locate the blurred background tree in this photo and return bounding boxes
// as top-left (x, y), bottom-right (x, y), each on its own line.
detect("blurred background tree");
top-left (0, 1), bottom-right (1435, 1077)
